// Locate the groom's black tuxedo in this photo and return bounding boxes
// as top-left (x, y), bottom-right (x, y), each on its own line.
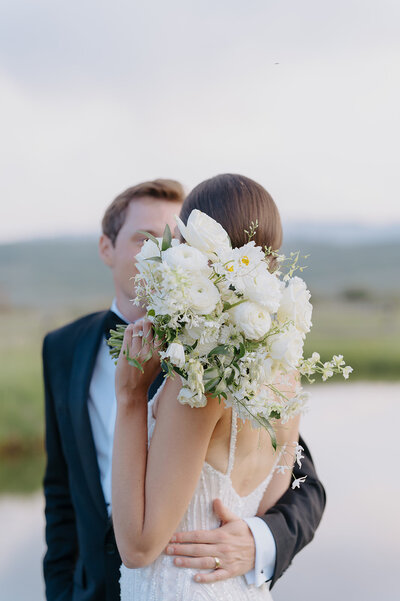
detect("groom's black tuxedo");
top-left (42, 310), bottom-right (326, 601)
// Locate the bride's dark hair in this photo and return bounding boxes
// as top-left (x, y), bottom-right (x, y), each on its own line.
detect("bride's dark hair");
top-left (179, 174), bottom-right (283, 268)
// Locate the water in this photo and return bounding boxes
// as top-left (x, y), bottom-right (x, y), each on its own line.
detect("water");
top-left (1, 382), bottom-right (399, 601)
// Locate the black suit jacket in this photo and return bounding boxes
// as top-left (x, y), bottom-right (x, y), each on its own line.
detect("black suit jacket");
top-left (42, 310), bottom-right (326, 601)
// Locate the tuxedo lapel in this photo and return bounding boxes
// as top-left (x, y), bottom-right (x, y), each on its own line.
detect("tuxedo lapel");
top-left (68, 311), bottom-right (109, 521)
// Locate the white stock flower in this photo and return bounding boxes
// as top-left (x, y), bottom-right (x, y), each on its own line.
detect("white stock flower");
top-left (161, 342), bottom-right (185, 368)
top-left (321, 361), bottom-right (334, 381)
top-left (229, 301), bottom-right (272, 341)
top-left (176, 209), bottom-right (231, 256)
top-left (178, 386), bottom-right (207, 408)
top-left (186, 276), bottom-right (220, 315)
top-left (277, 276), bottom-right (313, 335)
top-left (332, 354), bottom-right (345, 368)
top-left (162, 243), bottom-right (209, 274)
top-left (342, 365), bottom-right (353, 379)
top-left (268, 324), bottom-right (304, 370)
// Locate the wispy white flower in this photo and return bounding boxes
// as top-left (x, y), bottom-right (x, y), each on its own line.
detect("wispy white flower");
top-left (332, 354), bottom-right (345, 368)
top-left (276, 465), bottom-right (291, 474)
top-left (293, 442), bottom-right (305, 468)
top-left (292, 475), bottom-right (307, 489)
top-left (321, 361), bottom-right (334, 381)
top-left (342, 365), bottom-right (353, 379)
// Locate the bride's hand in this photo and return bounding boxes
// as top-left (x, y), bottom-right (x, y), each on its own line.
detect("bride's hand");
top-left (115, 319), bottom-right (161, 405)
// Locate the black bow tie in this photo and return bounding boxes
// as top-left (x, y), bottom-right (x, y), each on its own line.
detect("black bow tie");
top-left (104, 310), bottom-right (128, 340)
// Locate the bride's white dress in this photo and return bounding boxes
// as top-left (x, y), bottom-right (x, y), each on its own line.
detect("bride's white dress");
top-left (120, 395), bottom-right (279, 600)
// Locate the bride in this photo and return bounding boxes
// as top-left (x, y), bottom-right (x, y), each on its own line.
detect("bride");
top-left (112, 174), bottom-right (301, 600)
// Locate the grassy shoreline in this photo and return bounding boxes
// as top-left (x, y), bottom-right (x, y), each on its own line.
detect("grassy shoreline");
top-left (1, 298), bottom-right (399, 493)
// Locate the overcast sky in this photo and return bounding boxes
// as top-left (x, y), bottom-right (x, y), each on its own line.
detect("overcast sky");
top-left (1, 0), bottom-right (399, 242)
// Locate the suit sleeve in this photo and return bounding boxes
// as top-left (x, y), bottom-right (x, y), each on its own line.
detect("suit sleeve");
top-left (261, 436), bottom-right (326, 588)
top-left (42, 335), bottom-right (78, 601)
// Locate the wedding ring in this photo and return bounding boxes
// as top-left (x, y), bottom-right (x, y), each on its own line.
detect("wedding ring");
top-left (132, 330), bottom-right (144, 338)
top-left (213, 557), bottom-right (221, 570)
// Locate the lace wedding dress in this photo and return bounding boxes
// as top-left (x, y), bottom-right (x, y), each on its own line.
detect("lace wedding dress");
top-left (120, 395), bottom-right (280, 600)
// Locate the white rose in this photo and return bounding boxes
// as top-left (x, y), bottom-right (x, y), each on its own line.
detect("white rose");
top-left (178, 386), bottom-right (207, 408)
top-left (176, 209), bottom-right (231, 256)
top-left (229, 301), bottom-right (272, 340)
top-left (162, 342), bottom-right (185, 368)
top-left (277, 276), bottom-right (313, 334)
top-left (186, 276), bottom-right (220, 315)
top-left (268, 325), bottom-right (304, 370)
top-left (162, 243), bottom-right (209, 274)
top-left (243, 267), bottom-right (283, 313)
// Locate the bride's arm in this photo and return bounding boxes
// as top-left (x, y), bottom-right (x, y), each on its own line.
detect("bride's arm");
top-left (112, 321), bottom-right (224, 569)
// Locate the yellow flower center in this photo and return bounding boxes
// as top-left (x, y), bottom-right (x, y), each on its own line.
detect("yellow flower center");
top-left (227, 265), bottom-right (234, 272)
top-left (241, 256), bottom-right (249, 265)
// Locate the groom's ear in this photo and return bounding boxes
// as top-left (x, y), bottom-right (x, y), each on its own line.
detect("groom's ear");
top-left (99, 234), bottom-right (114, 267)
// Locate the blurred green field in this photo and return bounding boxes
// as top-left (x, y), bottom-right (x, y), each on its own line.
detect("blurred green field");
top-left (0, 295), bottom-right (399, 493)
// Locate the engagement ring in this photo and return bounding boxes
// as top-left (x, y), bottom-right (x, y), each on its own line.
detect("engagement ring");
top-left (213, 557), bottom-right (221, 570)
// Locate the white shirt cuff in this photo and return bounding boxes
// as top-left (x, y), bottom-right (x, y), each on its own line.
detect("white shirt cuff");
top-left (243, 516), bottom-right (277, 587)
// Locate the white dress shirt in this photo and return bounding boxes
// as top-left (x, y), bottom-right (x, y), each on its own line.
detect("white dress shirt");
top-left (87, 299), bottom-right (276, 585)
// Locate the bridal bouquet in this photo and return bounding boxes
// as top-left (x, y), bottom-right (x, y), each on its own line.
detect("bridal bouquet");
top-left (108, 209), bottom-right (352, 448)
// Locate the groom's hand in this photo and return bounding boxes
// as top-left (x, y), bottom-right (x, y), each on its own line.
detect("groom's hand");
top-left (165, 499), bottom-right (255, 583)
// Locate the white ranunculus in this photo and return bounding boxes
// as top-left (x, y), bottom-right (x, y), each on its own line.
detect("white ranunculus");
top-left (243, 268), bottom-right (283, 313)
top-left (277, 276), bottom-right (313, 334)
top-left (229, 301), bottom-right (272, 340)
top-left (268, 325), bottom-right (304, 370)
top-left (176, 209), bottom-right (231, 256)
top-left (162, 342), bottom-right (185, 368)
top-left (162, 243), bottom-right (209, 274)
top-left (186, 276), bottom-right (220, 315)
top-left (178, 386), bottom-right (207, 408)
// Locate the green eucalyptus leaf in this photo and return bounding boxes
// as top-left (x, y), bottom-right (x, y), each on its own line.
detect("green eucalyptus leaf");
top-left (172, 365), bottom-right (187, 378)
top-left (145, 256), bottom-right (162, 263)
top-left (161, 223), bottom-right (172, 251)
top-left (127, 357), bottom-right (144, 373)
top-left (269, 410), bottom-right (281, 419)
top-left (257, 416), bottom-right (277, 450)
top-left (204, 366), bottom-right (220, 380)
top-left (138, 231), bottom-right (160, 246)
top-left (208, 345), bottom-right (231, 357)
top-left (204, 377), bottom-right (220, 392)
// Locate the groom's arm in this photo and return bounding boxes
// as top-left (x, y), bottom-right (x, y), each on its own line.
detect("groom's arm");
top-left (167, 436), bottom-right (326, 587)
top-left (42, 335), bottom-right (78, 601)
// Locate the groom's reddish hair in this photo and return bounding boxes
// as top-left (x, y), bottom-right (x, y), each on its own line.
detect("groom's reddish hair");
top-left (102, 179), bottom-right (185, 245)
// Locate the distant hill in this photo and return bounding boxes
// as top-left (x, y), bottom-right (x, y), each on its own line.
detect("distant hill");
top-left (283, 220), bottom-right (400, 246)
top-left (1, 231), bottom-right (399, 309)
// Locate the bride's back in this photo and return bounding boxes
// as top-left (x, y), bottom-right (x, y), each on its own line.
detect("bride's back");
top-left (205, 408), bottom-right (278, 497)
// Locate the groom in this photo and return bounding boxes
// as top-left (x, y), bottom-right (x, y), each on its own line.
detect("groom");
top-left (43, 178), bottom-right (326, 601)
